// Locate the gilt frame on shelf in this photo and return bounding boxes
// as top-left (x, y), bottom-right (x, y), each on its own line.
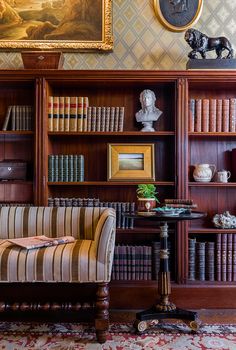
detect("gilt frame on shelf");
top-left (107, 143), bottom-right (155, 181)
top-left (0, 0), bottom-right (113, 52)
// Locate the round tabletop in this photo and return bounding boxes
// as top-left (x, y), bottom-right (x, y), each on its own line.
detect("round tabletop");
top-left (123, 211), bottom-right (206, 224)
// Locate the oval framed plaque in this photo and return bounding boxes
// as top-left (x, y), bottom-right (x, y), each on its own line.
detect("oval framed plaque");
top-left (153, 0), bottom-right (203, 32)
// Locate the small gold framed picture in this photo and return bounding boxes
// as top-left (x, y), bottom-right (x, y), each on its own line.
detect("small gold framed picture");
top-left (107, 143), bottom-right (155, 181)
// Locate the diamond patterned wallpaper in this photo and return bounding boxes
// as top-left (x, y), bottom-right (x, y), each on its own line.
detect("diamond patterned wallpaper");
top-left (0, 0), bottom-right (236, 70)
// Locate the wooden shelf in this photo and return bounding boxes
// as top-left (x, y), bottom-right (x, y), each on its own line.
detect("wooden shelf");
top-left (189, 182), bottom-right (236, 187)
top-left (189, 132), bottom-right (236, 137)
top-left (47, 181), bottom-right (175, 186)
top-left (48, 131), bottom-right (175, 136)
top-left (0, 181), bottom-right (33, 185)
top-left (0, 131), bottom-right (33, 135)
top-left (189, 227), bottom-right (236, 234)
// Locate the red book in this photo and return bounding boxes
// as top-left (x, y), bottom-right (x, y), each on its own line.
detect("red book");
top-left (216, 234), bottom-right (221, 281)
top-left (222, 99), bottom-right (230, 132)
top-left (221, 233), bottom-right (227, 282)
top-left (209, 99), bottom-right (217, 132)
top-left (202, 99), bottom-right (210, 132)
top-left (229, 98), bottom-right (236, 132)
top-left (233, 234), bottom-right (236, 281)
top-left (216, 99), bottom-right (222, 132)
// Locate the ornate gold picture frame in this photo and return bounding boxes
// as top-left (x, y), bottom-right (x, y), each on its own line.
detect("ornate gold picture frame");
top-left (153, 0), bottom-right (203, 32)
top-left (0, 0), bottom-right (113, 51)
top-left (108, 143), bottom-right (155, 182)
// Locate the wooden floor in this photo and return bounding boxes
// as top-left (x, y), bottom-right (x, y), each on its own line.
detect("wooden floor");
top-left (110, 309), bottom-right (236, 324)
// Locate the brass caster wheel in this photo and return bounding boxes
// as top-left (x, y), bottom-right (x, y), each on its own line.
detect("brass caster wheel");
top-left (133, 320), bottom-right (148, 333)
top-left (189, 319), bottom-right (201, 331)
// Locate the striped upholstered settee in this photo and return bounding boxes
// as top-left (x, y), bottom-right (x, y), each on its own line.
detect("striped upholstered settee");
top-left (0, 206), bottom-right (116, 343)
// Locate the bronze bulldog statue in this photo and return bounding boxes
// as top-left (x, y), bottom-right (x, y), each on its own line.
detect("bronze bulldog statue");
top-left (185, 28), bottom-right (234, 59)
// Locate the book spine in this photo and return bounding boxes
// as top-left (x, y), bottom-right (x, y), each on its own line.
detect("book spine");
top-left (58, 154), bottom-right (64, 182)
top-left (196, 241), bottom-right (205, 281)
top-left (105, 107), bottom-right (110, 132)
top-left (87, 106), bottom-right (92, 132)
top-left (118, 106), bottom-right (125, 132)
top-left (109, 106), bottom-right (115, 132)
top-left (83, 96), bottom-right (89, 132)
top-left (114, 106), bottom-right (120, 132)
top-left (188, 98), bottom-right (195, 132)
top-left (216, 99), bottom-right (223, 132)
top-left (2, 105), bottom-right (12, 131)
top-left (229, 98), bottom-right (236, 132)
top-left (195, 99), bottom-right (202, 132)
top-left (96, 106), bottom-right (101, 132)
top-left (64, 96), bottom-right (70, 132)
top-left (209, 98), bottom-right (217, 132)
top-left (69, 97), bottom-right (77, 132)
top-left (227, 233), bottom-right (233, 282)
top-left (54, 155), bottom-right (59, 182)
top-left (77, 96), bottom-right (83, 132)
top-left (91, 106), bottom-right (97, 132)
top-left (63, 155), bottom-right (69, 182)
top-left (48, 155), bottom-right (54, 182)
top-left (202, 98), bottom-right (209, 132)
top-left (233, 234), bottom-right (236, 281)
top-left (216, 233), bottom-right (222, 281)
top-left (59, 96), bottom-right (64, 132)
top-left (222, 99), bottom-right (230, 132)
top-left (221, 233), bottom-right (227, 282)
top-left (53, 96), bottom-right (59, 132)
top-left (206, 241), bottom-right (215, 281)
top-left (11, 105), bottom-right (16, 131)
top-left (188, 237), bottom-right (196, 280)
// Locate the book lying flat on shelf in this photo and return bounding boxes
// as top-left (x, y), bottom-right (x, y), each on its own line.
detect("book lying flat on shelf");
top-left (7, 235), bottom-right (75, 249)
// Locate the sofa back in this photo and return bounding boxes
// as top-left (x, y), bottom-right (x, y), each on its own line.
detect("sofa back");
top-left (0, 206), bottom-right (108, 240)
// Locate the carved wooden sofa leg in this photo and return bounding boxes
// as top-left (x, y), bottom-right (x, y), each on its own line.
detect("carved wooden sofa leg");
top-left (95, 282), bottom-right (110, 344)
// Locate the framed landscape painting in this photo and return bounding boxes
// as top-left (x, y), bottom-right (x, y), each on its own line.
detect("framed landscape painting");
top-left (108, 144), bottom-right (155, 181)
top-left (0, 0), bottom-right (113, 51)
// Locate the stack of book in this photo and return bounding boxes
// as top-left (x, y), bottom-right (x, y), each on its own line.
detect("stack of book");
top-left (86, 106), bottom-right (125, 132)
top-left (48, 96), bottom-right (125, 132)
top-left (188, 98), bottom-right (236, 132)
top-left (47, 197), bottom-right (136, 230)
top-left (188, 234), bottom-right (236, 282)
top-left (111, 241), bottom-right (173, 281)
top-left (164, 198), bottom-right (197, 210)
top-left (48, 154), bottom-right (84, 182)
top-left (2, 105), bottom-right (33, 131)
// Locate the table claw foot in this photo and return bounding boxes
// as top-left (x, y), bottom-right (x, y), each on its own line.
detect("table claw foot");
top-left (133, 320), bottom-right (148, 333)
top-left (184, 319), bottom-right (201, 331)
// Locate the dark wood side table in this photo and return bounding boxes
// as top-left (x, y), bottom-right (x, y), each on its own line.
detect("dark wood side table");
top-left (123, 211), bottom-right (206, 333)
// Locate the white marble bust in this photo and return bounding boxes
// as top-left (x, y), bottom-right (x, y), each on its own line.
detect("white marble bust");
top-left (135, 89), bottom-right (162, 132)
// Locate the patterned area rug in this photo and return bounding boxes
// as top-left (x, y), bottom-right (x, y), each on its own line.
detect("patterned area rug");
top-left (0, 322), bottom-right (235, 349)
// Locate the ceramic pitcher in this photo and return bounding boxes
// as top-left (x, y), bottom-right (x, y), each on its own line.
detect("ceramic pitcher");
top-left (193, 163), bottom-right (216, 182)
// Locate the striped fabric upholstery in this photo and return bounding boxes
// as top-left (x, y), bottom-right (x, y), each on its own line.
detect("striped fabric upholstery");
top-left (0, 207), bottom-right (116, 283)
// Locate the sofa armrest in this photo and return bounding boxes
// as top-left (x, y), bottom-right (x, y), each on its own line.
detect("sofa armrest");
top-left (94, 208), bottom-right (116, 282)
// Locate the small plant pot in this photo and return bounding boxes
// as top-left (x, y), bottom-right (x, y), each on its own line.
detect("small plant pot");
top-left (137, 198), bottom-right (157, 213)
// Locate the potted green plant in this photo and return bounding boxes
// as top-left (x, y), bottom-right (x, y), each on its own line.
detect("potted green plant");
top-left (136, 184), bottom-right (159, 212)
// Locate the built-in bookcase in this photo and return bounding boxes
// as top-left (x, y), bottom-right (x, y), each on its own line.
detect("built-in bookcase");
top-left (0, 70), bottom-right (236, 309)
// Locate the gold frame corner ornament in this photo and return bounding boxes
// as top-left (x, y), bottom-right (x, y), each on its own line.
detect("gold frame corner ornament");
top-left (153, 0), bottom-right (203, 32)
top-left (0, 0), bottom-right (113, 52)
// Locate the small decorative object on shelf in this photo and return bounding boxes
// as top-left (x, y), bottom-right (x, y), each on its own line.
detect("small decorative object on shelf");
top-left (185, 28), bottom-right (234, 59)
top-left (193, 163), bottom-right (216, 182)
top-left (213, 211), bottom-right (236, 229)
top-left (215, 169), bottom-right (231, 183)
top-left (136, 184), bottom-right (159, 213)
top-left (135, 89), bottom-right (162, 132)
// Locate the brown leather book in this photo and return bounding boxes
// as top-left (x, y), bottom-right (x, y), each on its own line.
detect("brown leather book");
top-left (202, 98), bottom-right (210, 132)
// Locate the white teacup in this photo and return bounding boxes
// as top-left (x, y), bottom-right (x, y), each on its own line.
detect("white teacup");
top-left (215, 170), bottom-right (231, 183)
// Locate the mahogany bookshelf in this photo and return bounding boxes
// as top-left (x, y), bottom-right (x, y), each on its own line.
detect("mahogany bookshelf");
top-left (0, 69), bottom-right (236, 309)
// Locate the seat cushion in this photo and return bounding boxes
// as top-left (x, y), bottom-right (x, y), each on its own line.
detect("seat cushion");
top-left (0, 239), bottom-right (108, 283)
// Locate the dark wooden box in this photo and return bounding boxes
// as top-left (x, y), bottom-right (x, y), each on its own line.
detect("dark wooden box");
top-left (21, 51), bottom-right (64, 69)
top-left (0, 160), bottom-right (27, 180)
